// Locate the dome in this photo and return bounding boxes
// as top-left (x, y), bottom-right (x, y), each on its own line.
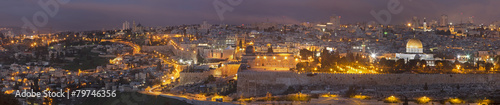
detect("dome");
top-left (406, 38), bottom-right (423, 53)
top-left (245, 46), bottom-right (255, 54)
top-left (225, 46), bottom-right (234, 50)
top-left (250, 30), bottom-right (259, 35)
top-left (407, 39), bottom-right (423, 48)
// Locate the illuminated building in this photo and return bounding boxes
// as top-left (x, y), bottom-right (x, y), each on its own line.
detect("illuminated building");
top-left (412, 16), bottom-right (420, 29)
top-left (122, 21), bottom-right (130, 30)
top-left (199, 21), bottom-right (211, 33)
top-left (413, 18), bottom-right (432, 32)
top-left (395, 38), bottom-right (435, 66)
top-left (468, 16), bottom-right (474, 24)
top-left (242, 46), bottom-right (297, 69)
top-left (423, 18), bottom-right (428, 31)
top-left (406, 39), bottom-right (423, 53)
top-left (327, 14), bottom-right (341, 30)
top-left (440, 14), bottom-right (448, 26)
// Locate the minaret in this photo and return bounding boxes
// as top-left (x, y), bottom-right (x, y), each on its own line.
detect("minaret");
top-left (132, 21), bottom-right (136, 32)
top-left (423, 18), bottom-right (427, 32)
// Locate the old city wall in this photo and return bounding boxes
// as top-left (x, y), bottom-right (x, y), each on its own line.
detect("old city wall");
top-left (179, 71), bottom-right (213, 85)
top-left (179, 64), bottom-right (240, 85)
top-left (237, 72), bottom-right (500, 97)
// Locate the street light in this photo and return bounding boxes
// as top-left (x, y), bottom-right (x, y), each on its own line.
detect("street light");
top-left (370, 53), bottom-right (376, 58)
top-left (417, 96), bottom-right (431, 104)
top-left (384, 95), bottom-right (399, 103)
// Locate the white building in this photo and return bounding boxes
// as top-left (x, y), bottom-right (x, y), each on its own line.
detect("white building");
top-left (395, 38), bottom-right (435, 66)
top-left (122, 21), bottom-right (130, 30)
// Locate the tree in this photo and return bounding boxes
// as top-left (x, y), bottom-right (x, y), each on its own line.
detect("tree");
top-left (299, 49), bottom-right (313, 60)
top-left (265, 92), bottom-right (273, 101)
top-left (197, 50), bottom-right (204, 64)
top-left (238, 39), bottom-right (243, 48)
top-left (156, 61), bottom-right (162, 71)
top-left (380, 58), bottom-right (388, 66)
top-left (343, 85), bottom-right (358, 98)
top-left (346, 52), bottom-right (355, 63)
top-left (414, 54), bottom-right (421, 60)
top-left (395, 59), bottom-right (406, 72)
top-left (207, 75), bottom-right (216, 82)
top-left (445, 30), bottom-right (451, 35)
top-left (0, 92), bottom-right (21, 105)
top-left (435, 61), bottom-right (444, 71)
top-left (267, 46), bottom-right (273, 53)
top-left (420, 60), bottom-right (427, 69)
top-left (485, 63), bottom-right (493, 72)
top-left (296, 62), bottom-right (309, 71)
top-left (50, 53), bottom-right (56, 60)
top-left (423, 83), bottom-right (429, 90)
top-left (454, 59), bottom-right (461, 66)
top-left (408, 59), bottom-right (419, 70)
top-left (320, 49), bottom-right (332, 69)
top-left (403, 97), bottom-right (409, 105)
top-left (32, 76), bottom-right (40, 92)
top-left (495, 55), bottom-right (500, 69)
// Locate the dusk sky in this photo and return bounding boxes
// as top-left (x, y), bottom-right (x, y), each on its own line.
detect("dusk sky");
top-left (1, 0), bottom-right (500, 31)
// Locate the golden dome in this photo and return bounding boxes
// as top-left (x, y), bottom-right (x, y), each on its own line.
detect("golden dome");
top-left (406, 39), bottom-right (423, 49)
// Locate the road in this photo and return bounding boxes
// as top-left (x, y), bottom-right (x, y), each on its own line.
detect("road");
top-left (101, 39), bottom-right (141, 54)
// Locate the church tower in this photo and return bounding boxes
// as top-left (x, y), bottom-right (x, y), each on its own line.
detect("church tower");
top-left (423, 18), bottom-right (427, 32)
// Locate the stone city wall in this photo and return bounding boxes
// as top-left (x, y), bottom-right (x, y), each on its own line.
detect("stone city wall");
top-left (179, 71), bottom-right (213, 85)
top-left (237, 72), bottom-right (500, 97)
top-left (179, 64), bottom-right (240, 85)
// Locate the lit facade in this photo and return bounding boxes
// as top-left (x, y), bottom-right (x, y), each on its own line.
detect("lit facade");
top-left (242, 53), bottom-right (297, 69)
top-left (395, 38), bottom-right (435, 66)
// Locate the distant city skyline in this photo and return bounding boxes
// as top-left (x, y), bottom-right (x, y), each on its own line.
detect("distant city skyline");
top-left (1, 0), bottom-right (500, 31)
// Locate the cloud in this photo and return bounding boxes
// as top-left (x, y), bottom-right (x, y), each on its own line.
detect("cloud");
top-left (1, 0), bottom-right (499, 31)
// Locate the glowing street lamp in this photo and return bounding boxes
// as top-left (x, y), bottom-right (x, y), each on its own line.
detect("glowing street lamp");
top-left (384, 96), bottom-right (399, 103)
top-left (370, 53), bottom-right (376, 58)
top-left (478, 99), bottom-right (492, 105)
top-left (448, 98), bottom-right (463, 104)
top-left (417, 96), bottom-right (431, 104)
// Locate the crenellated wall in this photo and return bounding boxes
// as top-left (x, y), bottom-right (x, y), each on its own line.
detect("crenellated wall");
top-left (179, 64), bottom-right (240, 85)
top-left (179, 71), bottom-right (213, 85)
top-left (237, 71), bottom-right (500, 97)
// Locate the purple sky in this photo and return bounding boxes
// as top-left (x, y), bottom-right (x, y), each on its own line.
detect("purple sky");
top-left (1, 0), bottom-right (500, 31)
